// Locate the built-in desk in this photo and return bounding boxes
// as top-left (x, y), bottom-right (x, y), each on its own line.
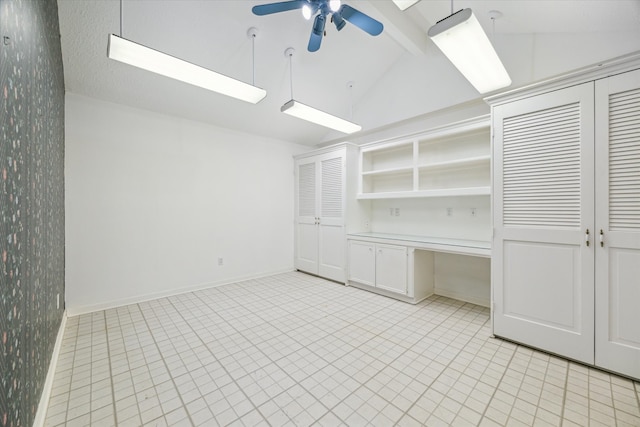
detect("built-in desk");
top-left (346, 232), bottom-right (491, 304)
top-left (347, 232), bottom-right (491, 257)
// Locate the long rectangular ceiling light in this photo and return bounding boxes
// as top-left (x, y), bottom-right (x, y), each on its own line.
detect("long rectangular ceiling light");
top-left (428, 9), bottom-right (511, 94)
top-left (281, 100), bottom-right (361, 134)
top-left (107, 34), bottom-right (267, 104)
top-left (392, 0), bottom-right (420, 11)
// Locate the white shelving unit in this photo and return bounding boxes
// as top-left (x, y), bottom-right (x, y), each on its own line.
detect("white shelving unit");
top-left (350, 115), bottom-right (492, 307)
top-left (358, 116), bottom-right (491, 199)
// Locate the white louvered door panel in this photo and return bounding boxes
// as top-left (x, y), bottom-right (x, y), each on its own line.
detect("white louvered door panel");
top-left (295, 158), bottom-right (319, 274)
top-left (493, 82), bottom-right (595, 364)
top-left (595, 69), bottom-right (640, 379)
top-left (318, 153), bottom-right (346, 282)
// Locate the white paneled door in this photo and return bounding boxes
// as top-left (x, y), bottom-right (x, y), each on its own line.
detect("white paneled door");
top-left (492, 83), bottom-right (596, 364)
top-left (595, 69), bottom-right (640, 379)
top-left (295, 150), bottom-right (346, 282)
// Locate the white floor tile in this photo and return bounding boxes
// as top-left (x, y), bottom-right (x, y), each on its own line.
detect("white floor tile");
top-left (43, 271), bottom-right (640, 426)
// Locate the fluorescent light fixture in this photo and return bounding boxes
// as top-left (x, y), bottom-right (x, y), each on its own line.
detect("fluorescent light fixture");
top-left (281, 100), bottom-right (361, 134)
top-left (392, 0), bottom-right (420, 11)
top-left (107, 34), bottom-right (267, 104)
top-left (428, 9), bottom-right (511, 94)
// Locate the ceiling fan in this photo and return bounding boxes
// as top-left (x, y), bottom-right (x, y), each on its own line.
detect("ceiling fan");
top-left (252, 0), bottom-right (384, 52)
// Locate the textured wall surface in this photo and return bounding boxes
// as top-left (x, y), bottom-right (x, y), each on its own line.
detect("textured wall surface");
top-left (0, 0), bottom-right (65, 426)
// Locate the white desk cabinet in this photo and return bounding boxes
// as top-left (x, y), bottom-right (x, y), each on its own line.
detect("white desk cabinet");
top-left (489, 58), bottom-right (640, 380)
top-left (348, 240), bottom-right (375, 287)
top-left (375, 244), bottom-right (408, 294)
top-left (348, 233), bottom-right (490, 304)
top-left (348, 241), bottom-right (409, 296)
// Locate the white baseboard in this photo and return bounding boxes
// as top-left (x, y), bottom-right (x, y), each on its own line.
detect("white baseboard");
top-left (66, 268), bottom-right (294, 317)
top-left (435, 288), bottom-right (490, 308)
top-left (33, 310), bottom-right (67, 427)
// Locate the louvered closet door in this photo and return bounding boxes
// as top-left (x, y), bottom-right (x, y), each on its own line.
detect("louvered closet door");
top-left (595, 69), bottom-right (640, 379)
top-left (295, 158), bottom-right (320, 274)
top-left (318, 153), bottom-right (346, 282)
top-left (493, 83), bottom-right (595, 364)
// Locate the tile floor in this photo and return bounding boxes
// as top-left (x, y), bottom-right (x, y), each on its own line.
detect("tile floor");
top-left (45, 272), bottom-right (640, 427)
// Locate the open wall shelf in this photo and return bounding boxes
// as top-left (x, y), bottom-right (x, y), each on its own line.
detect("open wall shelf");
top-left (358, 116), bottom-right (491, 200)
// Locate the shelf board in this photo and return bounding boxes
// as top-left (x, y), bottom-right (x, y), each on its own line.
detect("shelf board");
top-left (417, 155), bottom-right (490, 172)
top-left (357, 186), bottom-right (491, 200)
top-left (362, 166), bottom-right (414, 177)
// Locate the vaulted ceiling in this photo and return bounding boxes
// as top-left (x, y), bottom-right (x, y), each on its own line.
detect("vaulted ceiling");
top-left (57, 0), bottom-right (640, 146)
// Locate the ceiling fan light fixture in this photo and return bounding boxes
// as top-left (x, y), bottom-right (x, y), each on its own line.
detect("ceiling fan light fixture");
top-left (312, 13), bottom-right (326, 36)
top-left (329, 0), bottom-right (341, 12)
top-left (333, 12), bottom-right (346, 31)
top-left (428, 8), bottom-right (511, 93)
top-left (391, 0), bottom-right (420, 11)
top-left (107, 34), bottom-right (266, 103)
top-left (281, 100), bottom-right (361, 134)
top-left (302, 4), bottom-right (313, 20)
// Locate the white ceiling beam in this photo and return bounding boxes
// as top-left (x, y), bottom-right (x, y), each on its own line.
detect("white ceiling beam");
top-left (391, 0), bottom-right (421, 12)
top-left (358, 0), bottom-right (429, 56)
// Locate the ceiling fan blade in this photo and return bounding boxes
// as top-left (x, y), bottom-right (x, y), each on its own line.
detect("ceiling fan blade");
top-left (338, 4), bottom-right (383, 36)
top-left (308, 13), bottom-right (326, 52)
top-left (252, 0), bottom-right (307, 16)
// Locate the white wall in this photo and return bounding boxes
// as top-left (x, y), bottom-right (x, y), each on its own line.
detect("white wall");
top-left (65, 93), bottom-right (309, 315)
top-left (433, 253), bottom-right (490, 307)
top-left (370, 196), bottom-right (491, 242)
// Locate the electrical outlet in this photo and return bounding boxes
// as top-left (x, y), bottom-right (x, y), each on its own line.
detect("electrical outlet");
top-left (218, 257), bottom-right (224, 266)
top-left (446, 208), bottom-right (453, 217)
top-left (471, 208), bottom-right (477, 217)
top-left (394, 208), bottom-right (400, 216)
